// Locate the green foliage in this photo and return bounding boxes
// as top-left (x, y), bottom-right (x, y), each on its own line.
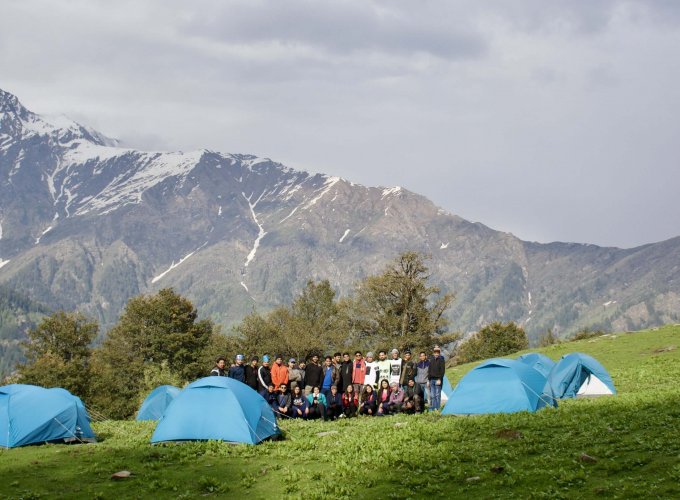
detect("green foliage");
top-left (571, 327), bottom-right (607, 341)
top-left (89, 289), bottom-right (215, 419)
top-left (0, 326), bottom-right (679, 498)
top-left (345, 251), bottom-right (457, 353)
top-left (236, 280), bottom-right (346, 359)
top-left (537, 328), bottom-right (560, 347)
top-left (16, 311), bottom-right (97, 398)
top-left (455, 321), bottom-right (529, 364)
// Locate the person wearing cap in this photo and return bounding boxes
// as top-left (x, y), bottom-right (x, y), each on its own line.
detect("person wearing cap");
top-left (364, 352), bottom-right (380, 389)
top-left (245, 356), bottom-right (259, 391)
top-left (257, 355), bottom-right (272, 396)
top-left (388, 348), bottom-right (402, 386)
top-left (351, 351), bottom-right (366, 395)
top-left (228, 354), bottom-right (246, 383)
top-left (399, 350), bottom-right (416, 390)
top-left (386, 381), bottom-right (405, 414)
top-left (271, 355), bottom-right (289, 389)
top-left (210, 357), bottom-right (227, 376)
top-left (376, 351), bottom-right (391, 386)
top-left (428, 346), bottom-right (446, 410)
top-left (288, 358), bottom-right (303, 392)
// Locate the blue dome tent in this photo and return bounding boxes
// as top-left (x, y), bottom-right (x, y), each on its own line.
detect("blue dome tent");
top-left (137, 385), bottom-right (181, 421)
top-left (0, 384), bottom-right (96, 448)
top-left (548, 352), bottom-right (616, 399)
top-left (442, 359), bottom-right (556, 415)
top-left (151, 377), bottom-right (279, 445)
top-left (517, 352), bottom-right (556, 378)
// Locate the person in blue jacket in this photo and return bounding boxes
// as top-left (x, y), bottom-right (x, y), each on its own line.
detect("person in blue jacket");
top-left (306, 386), bottom-right (328, 420)
top-left (290, 385), bottom-right (309, 419)
top-left (228, 354), bottom-right (246, 382)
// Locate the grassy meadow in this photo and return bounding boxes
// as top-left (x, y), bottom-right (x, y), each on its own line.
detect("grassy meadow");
top-left (1, 324), bottom-right (679, 499)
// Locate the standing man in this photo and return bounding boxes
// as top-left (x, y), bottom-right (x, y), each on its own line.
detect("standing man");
top-left (415, 351), bottom-right (430, 405)
top-left (321, 355), bottom-right (338, 400)
top-left (245, 356), bottom-right (259, 390)
top-left (428, 346), bottom-right (446, 411)
top-left (339, 352), bottom-right (353, 392)
top-left (376, 350), bottom-right (391, 386)
top-left (333, 352), bottom-right (342, 371)
top-left (228, 354), bottom-right (246, 383)
top-left (389, 349), bottom-right (402, 386)
top-left (352, 351), bottom-right (366, 395)
top-left (288, 358), bottom-right (302, 392)
top-left (399, 350), bottom-right (416, 390)
top-left (304, 354), bottom-right (323, 395)
top-left (257, 355), bottom-right (272, 397)
top-left (364, 352), bottom-right (380, 389)
top-left (271, 355), bottom-right (289, 389)
top-left (210, 357), bottom-right (227, 376)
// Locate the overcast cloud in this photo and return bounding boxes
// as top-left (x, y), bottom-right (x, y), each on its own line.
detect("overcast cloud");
top-left (1, 0), bottom-right (679, 248)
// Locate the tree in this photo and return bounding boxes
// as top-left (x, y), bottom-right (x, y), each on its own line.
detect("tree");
top-left (538, 328), bottom-right (560, 347)
top-left (17, 311), bottom-right (97, 398)
top-left (347, 252), bottom-right (457, 353)
top-left (455, 321), bottom-right (528, 364)
top-left (90, 289), bottom-right (214, 419)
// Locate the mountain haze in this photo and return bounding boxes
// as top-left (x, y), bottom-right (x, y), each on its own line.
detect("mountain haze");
top-left (1, 88), bottom-right (678, 358)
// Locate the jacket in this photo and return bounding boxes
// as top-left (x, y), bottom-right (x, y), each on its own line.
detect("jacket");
top-left (415, 360), bottom-right (430, 384)
top-left (210, 367), bottom-right (226, 376)
top-left (404, 383), bottom-right (423, 401)
top-left (352, 358), bottom-right (367, 384)
top-left (245, 365), bottom-right (259, 390)
top-left (428, 355), bottom-right (446, 381)
top-left (291, 394), bottom-right (309, 414)
top-left (339, 361), bottom-right (354, 391)
top-left (306, 393), bottom-right (328, 407)
top-left (228, 364), bottom-right (245, 383)
top-left (327, 392), bottom-right (343, 408)
top-left (257, 365), bottom-right (272, 391)
top-left (288, 367), bottom-right (303, 384)
top-left (305, 362), bottom-right (324, 389)
top-left (342, 392), bottom-right (358, 408)
top-left (389, 388), bottom-right (405, 406)
top-left (264, 390), bottom-right (278, 409)
top-left (322, 365), bottom-right (339, 389)
top-left (400, 359), bottom-right (416, 385)
top-left (271, 362), bottom-right (289, 388)
top-left (275, 392), bottom-right (292, 410)
top-left (360, 391), bottom-right (376, 408)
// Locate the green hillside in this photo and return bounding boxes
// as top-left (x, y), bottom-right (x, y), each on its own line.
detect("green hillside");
top-left (1, 325), bottom-right (678, 499)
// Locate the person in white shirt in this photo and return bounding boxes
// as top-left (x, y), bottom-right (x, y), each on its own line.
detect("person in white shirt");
top-left (364, 352), bottom-right (380, 389)
top-left (389, 348), bottom-right (402, 386)
top-left (376, 350), bottom-right (391, 385)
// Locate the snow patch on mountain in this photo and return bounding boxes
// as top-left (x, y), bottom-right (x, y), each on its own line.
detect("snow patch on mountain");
top-left (35, 226), bottom-right (53, 245)
top-left (339, 229), bottom-right (351, 243)
top-left (381, 186), bottom-right (402, 199)
top-left (303, 176), bottom-right (340, 209)
top-left (243, 191), bottom-right (267, 268)
top-left (151, 242), bottom-right (208, 284)
top-left (440, 242), bottom-right (449, 249)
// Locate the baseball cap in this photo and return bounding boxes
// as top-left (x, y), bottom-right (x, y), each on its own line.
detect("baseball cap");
top-left (262, 355), bottom-right (270, 362)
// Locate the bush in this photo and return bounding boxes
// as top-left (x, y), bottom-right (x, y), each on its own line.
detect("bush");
top-left (455, 321), bottom-right (528, 364)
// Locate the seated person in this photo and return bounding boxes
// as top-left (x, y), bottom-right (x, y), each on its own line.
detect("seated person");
top-left (342, 384), bottom-right (358, 418)
top-left (290, 385), bottom-right (309, 419)
top-left (401, 378), bottom-right (424, 414)
top-left (359, 384), bottom-right (377, 416)
top-left (275, 383), bottom-right (292, 417)
top-left (376, 379), bottom-right (392, 416)
top-left (326, 385), bottom-right (343, 420)
top-left (306, 386), bottom-right (327, 420)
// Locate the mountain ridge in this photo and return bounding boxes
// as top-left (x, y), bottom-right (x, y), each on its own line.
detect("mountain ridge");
top-left (1, 88), bottom-right (678, 357)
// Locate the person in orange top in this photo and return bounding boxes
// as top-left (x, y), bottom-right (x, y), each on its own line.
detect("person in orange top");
top-left (271, 355), bottom-right (289, 389)
top-left (351, 351), bottom-right (367, 395)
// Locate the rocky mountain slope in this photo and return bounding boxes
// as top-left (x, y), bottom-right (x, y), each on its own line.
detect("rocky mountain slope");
top-left (1, 88), bottom-right (678, 353)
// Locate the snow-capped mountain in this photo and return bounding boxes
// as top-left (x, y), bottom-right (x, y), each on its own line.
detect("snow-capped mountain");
top-left (1, 88), bottom-right (679, 348)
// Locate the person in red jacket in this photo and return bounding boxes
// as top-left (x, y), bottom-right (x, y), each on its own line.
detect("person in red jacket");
top-left (352, 351), bottom-right (367, 395)
top-left (342, 384), bottom-right (359, 418)
top-left (271, 355), bottom-right (289, 389)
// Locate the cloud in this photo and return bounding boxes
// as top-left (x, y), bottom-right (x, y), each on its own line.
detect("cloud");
top-left (1, 0), bottom-right (680, 247)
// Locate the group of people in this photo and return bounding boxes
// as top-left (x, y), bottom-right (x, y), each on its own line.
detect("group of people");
top-left (210, 346), bottom-right (447, 420)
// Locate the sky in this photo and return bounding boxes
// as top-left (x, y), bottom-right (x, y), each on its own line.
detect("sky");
top-left (1, 0), bottom-right (679, 248)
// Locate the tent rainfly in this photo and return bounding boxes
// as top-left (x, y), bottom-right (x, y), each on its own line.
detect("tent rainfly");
top-left (548, 352), bottom-right (616, 399)
top-left (137, 385), bottom-right (181, 421)
top-left (0, 384), bottom-right (96, 448)
top-left (516, 352), bottom-right (556, 378)
top-left (151, 377), bottom-right (279, 445)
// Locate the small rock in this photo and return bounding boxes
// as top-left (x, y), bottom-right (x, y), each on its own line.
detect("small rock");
top-left (579, 453), bottom-right (597, 464)
top-left (316, 431), bottom-right (339, 437)
top-left (490, 466), bottom-right (505, 474)
top-left (394, 422), bottom-right (407, 427)
top-left (111, 471), bottom-right (132, 480)
top-left (495, 429), bottom-right (523, 440)
top-left (466, 476), bottom-right (481, 482)
top-left (653, 345), bottom-right (676, 353)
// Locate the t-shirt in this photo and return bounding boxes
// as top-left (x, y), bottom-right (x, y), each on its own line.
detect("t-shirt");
top-left (322, 366), bottom-right (333, 389)
top-left (364, 361), bottom-right (380, 388)
top-left (376, 359), bottom-right (391, 385)
top-left (389, 358), bottom-right (402, 385)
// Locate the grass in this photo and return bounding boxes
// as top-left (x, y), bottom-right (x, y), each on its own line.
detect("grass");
top-left (1, 324), bottom-right (679, 499)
